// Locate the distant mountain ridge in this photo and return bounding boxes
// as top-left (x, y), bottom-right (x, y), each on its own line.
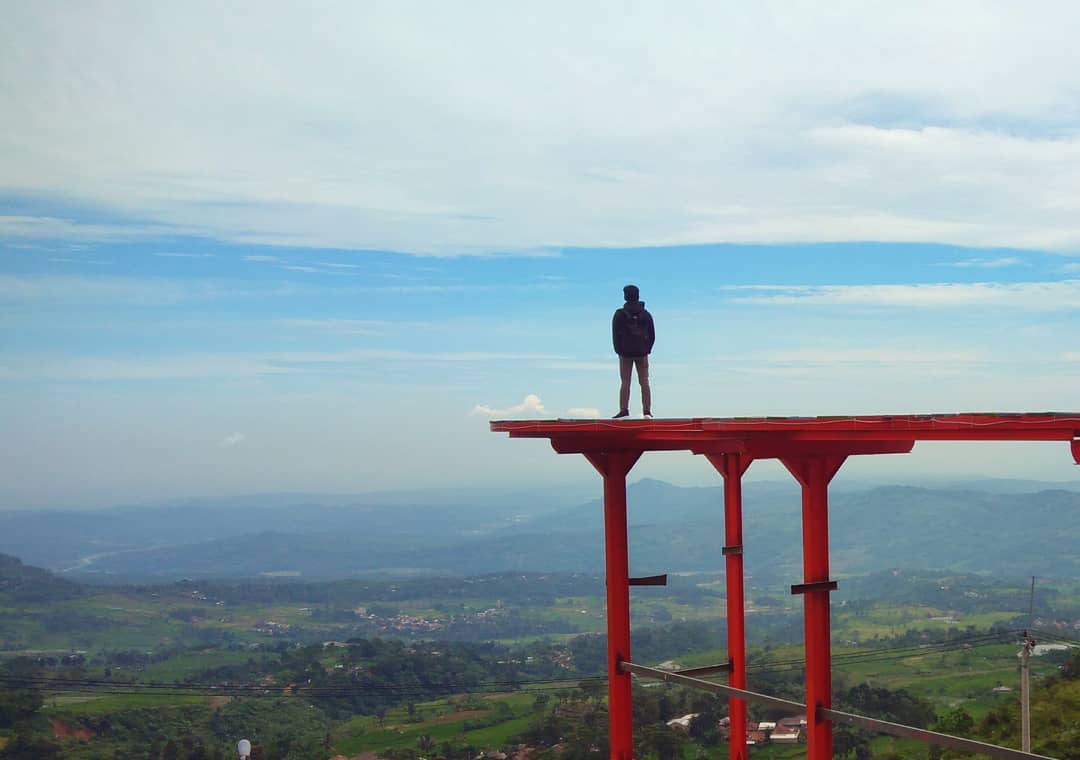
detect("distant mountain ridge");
top-left (0, 479), bottom-right (1077, 582)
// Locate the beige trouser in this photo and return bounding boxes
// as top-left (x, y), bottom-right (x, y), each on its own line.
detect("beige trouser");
top-left (618, 355), bottom-right (651, 414)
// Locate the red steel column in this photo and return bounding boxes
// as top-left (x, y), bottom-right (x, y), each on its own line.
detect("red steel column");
top-left (586, 450), bottom-right (641, 760)
top-left (706, 453), bottom-right (752, 760)
top-left (780, 454), bottom-right (845, 760)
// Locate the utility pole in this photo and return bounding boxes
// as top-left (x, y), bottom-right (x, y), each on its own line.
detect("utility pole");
top-left (1020, 630), bottom-right (1034, 753)
top-left (1020, 576), bottom-right (1036, 753)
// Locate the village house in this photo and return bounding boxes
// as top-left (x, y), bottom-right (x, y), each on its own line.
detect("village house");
top-left (718, 714), bottom-right (806, 745)
top-left (665, 713), bottom-right (699, 730)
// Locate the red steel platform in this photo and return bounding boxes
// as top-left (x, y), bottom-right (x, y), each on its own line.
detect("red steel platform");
top-left (491, 413), bottom-right (1080, 760)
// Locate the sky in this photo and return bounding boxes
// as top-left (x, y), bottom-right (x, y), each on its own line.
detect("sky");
top-left (2, 2), bottom-right (1080, 507)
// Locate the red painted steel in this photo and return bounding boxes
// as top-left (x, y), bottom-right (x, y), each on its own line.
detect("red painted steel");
top-left (585, 451), bottom-right (641, 760)
top-left (489, 413), bottom-right (1080, 760)
top-left (705, 453), bottom-right (753, 760)
top-left (492, 412), bottom-right (1080, 445)
top-left (781, 455), bottom-right (845, 760)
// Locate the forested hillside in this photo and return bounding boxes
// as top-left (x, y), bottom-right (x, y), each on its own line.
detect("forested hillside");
top-left (1, 480), bottom-right (1076, 581)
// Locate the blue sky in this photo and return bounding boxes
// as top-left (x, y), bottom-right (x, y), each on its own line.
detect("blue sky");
top-left (3, 3), bottom-right (1080, 506)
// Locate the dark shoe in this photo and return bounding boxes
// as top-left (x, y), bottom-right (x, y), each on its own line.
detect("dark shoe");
top-left (612, 410), bottom-right (630, 419)
top-left (643, 412), bottom-right (653, 419)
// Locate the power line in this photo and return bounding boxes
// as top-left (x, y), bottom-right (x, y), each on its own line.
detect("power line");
top-left (746, 630), bottom-right (1019, 674)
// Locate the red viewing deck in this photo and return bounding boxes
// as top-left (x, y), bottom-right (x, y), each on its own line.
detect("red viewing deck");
top-left (490, 413), bottom-right (1080, 760)
top-left (493, 412), bottom-right (1080, 452)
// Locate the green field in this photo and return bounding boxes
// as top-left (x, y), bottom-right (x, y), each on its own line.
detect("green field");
top-left (4, 569), bottom-right (1077, 758)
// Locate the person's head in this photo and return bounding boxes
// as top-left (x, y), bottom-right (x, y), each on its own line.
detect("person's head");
top-left (623, 284), bottom-right (640, 302)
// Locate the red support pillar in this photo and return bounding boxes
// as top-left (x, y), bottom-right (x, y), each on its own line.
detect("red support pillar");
top-left (780, 454), bottom-right (845, 760)
top-left (705, 453), bottom-right (753, 760)
top-left (585, 450), bottom-right (642, 760)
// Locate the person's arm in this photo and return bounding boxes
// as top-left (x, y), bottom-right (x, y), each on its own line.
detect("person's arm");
top-left (646, 312), bottom-right (656, 354)
top-left (612, 310), bottom-right (621, 354)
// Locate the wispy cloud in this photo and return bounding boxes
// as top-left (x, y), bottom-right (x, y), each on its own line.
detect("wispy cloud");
top-left (218, 432), bottom-right (246, 448)
top-left (942, 256), bottom-right (1023, 268)
top-left (315, 261), bottom-right (365, 269)
top-left (44, 256), bottom-right (111, 265)
top-left (470, 394), bottom-right (547, 418)
top-left (724, 280), bottom-right (1080, 310)
top-left (0, 215), bottom-right (175, 242)
top-left (540, 361), bottom-right (612, 372)
top-left (0, 349), bottom-right (568, 382)
top-left (154, 252), bottom-right (215, 259)
top-left (276, 319), bottom-right (434, 335)
top-left (274, 319), bottom-right (379, 335)
top-left (763, 349), bottom-right (980, 363)
top-left (0, 274), bottom-right (302, 305)
top-left (277, 264), bottom-right (327, 274)
top-left (0, 354), bottom-right (291, 381)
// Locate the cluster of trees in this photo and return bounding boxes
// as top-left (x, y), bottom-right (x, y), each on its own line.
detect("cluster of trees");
top-left (829, 684), bottom-right (938, 759)
top-left (0, 694), bottom-right (331, 759)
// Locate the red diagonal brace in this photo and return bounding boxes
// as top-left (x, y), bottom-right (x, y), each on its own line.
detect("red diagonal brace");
top-left (1072, 439), bottom-right (1080, 464)
top-left (583, 450), bottom-right (641, 760)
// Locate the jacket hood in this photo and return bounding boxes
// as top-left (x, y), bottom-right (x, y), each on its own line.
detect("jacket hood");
top-left (623, 300), bottom-right (646, 313)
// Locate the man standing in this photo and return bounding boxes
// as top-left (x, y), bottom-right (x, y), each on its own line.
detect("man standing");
top-left (612, 284), bottom-right (655, 419)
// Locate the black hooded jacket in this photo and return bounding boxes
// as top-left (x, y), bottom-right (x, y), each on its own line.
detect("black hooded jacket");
top-left (612, 300), bottom-right (655, 357)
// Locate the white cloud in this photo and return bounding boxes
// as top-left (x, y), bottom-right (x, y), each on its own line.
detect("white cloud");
top-left (724, 280), bottom-right (1080, 310)
top-left (470, 393), bottom-right (547, 418)
top-left (7, 4), bottom-right (1080, 253)
top-left (943, 257), bottom-right (1023, 268)
top-left (219, 432), bottom-right (246, 448)
top-left (567, 407), bottom-right (601, 418)
top-left (1062, 262), bottom-right (1080, 273)
top-left (154, 252), bottom-right (215, 258)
